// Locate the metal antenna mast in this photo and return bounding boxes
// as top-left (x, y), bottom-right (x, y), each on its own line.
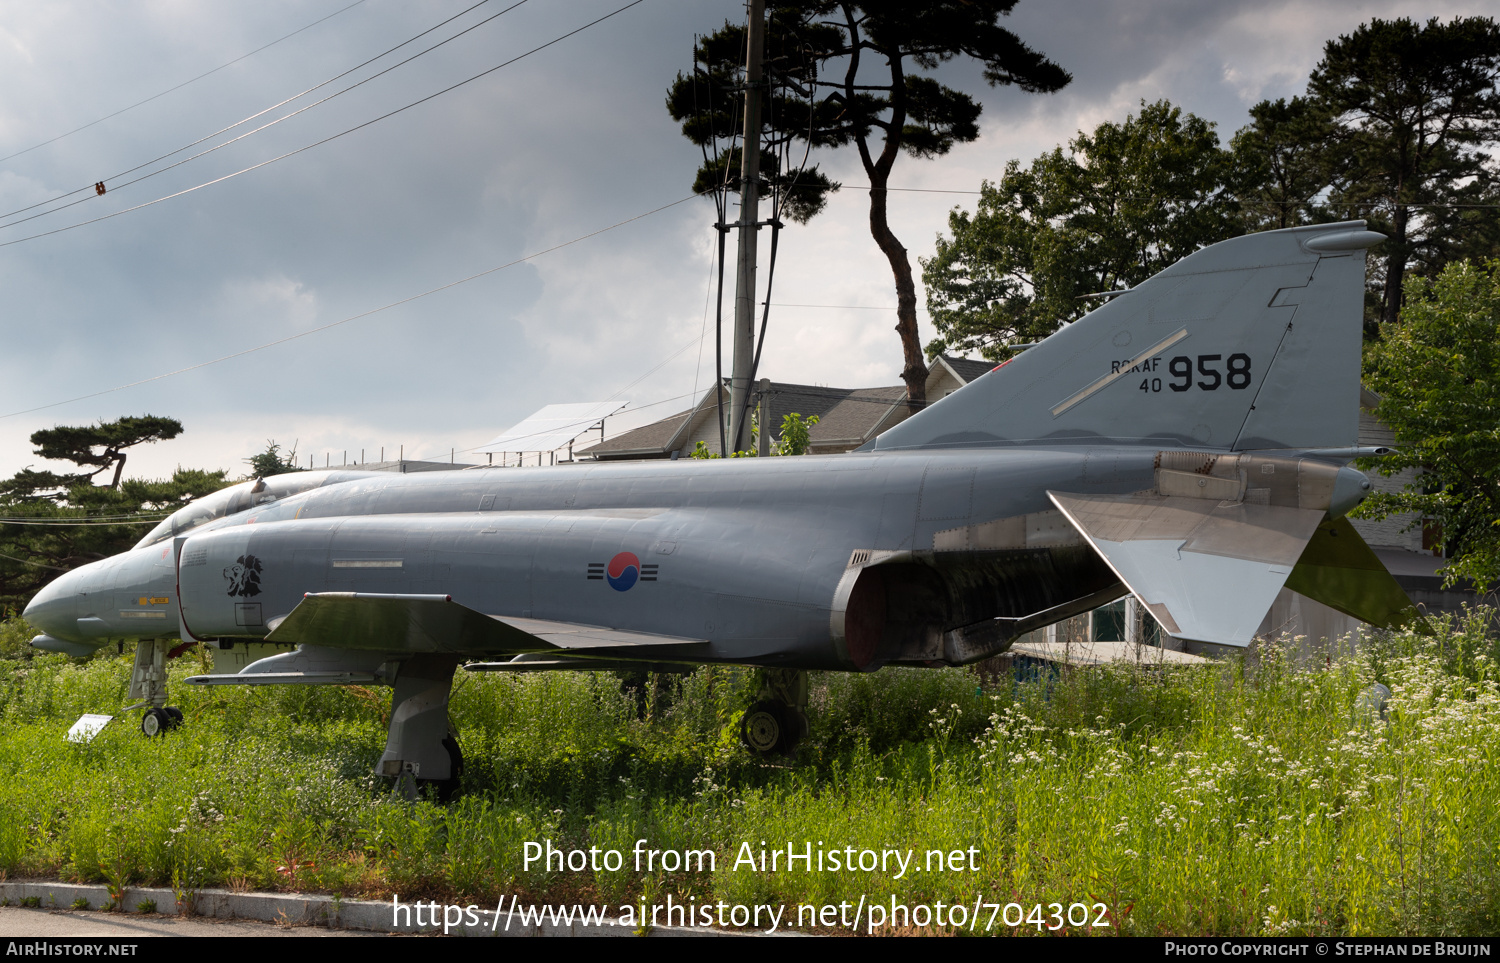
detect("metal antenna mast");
top-left (727, 0), bottom-right (766, 455)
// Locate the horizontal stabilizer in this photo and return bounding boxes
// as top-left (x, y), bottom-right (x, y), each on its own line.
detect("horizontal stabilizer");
top-left (1050, 490), bottom-right (1324, 646)
top-left (263, 592), bottom-right (704, 655)
top-left (1284, 517), bottom-right (1416, 628)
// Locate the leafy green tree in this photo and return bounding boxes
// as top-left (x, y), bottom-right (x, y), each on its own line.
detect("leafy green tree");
top-left (1306, 17), bottom-right (1500, 327)
top-left (1230, 96), bottom-right (1337, 232)
top-left (247, 440), bottom-right (303, 477)
top-left (921, 101), bottom-right (1241, 360)
top-left (1357, 259), bottom-right (1500, 586)
top-left (0, 417), bottom-right (231, 609)
top-left (669, 1), bottom-right (1070, 404)
top-left (774, 412), bottom-right (819, 456)
top-left (689, 412), bottom-right (819, 457)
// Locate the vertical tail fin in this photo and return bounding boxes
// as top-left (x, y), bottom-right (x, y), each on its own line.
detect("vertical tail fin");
top-left (871, 222), bottom-right (1383, 452)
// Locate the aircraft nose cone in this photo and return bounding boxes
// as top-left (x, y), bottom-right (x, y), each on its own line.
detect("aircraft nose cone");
top-left (23, 568), bottom-right (83, 641)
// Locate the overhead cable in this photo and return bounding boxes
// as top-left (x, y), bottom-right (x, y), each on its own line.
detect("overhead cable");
top-left (0, 0), bottom-right (521, 230)
top-left (450, 388), bottom-right (706, 458)
top-left (0, 551), bottom-right (69, 570)
top-left (873, 187), bottom-right (1500, 208)
top-left (0, 516), bottom-right (168, 526)
top-left (0, 0), bottom-right (369, 167)
top-left (0, 0), bottom-right (645, 249)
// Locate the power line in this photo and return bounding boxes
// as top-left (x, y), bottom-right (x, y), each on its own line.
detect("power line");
top-left (0, 0), bottom-right (519, 231)
top-left (875, 186), bottom-right (1500, 209)
top-left (449, 388), bottom-right (706, 459)
top-left (0, 0), bottom-right (369, 167)
top-left (771, 302), bottom-right (929, 311)
top-left (0, 0), bottom-right (646, 251)
top-left (0, 551), bottom-right (69, 570)
top-left (609, 335), bottom-right (704, 402)
top-left (0, 193), bottom-right (697, 421)
top-left (0, 516), bottom-right (168, 526)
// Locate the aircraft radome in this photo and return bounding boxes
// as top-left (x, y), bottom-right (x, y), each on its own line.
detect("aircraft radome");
top-left (24, 221), bottom-right (1414, 798)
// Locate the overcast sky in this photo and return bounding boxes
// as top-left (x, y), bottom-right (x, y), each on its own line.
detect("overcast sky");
top-left (0, 0), bottom-right (1488, 483)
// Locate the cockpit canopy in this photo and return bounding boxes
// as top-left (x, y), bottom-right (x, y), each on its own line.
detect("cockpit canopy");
top-left (134, 471), bottom-right (364, 548)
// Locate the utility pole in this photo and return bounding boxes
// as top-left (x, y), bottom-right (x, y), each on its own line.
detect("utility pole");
top-left (727, 0), bottom-right (765, 455)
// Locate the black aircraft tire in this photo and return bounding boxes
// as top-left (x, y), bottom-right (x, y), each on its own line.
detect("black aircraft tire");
top-left (741, 701), bottom-right (785, 756)
top-left (164, 707), bottom-right (184, 729)
top-left (140, 708), bottom-right (171, 738)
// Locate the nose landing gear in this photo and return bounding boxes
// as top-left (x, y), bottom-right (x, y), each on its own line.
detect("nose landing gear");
top-left (130, 639), bottom-right (185, 736)
top-left (140, 706), bottom-right (183, 737)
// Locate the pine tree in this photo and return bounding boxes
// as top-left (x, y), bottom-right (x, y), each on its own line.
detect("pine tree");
top-left (668, 1), bottom-right (1069, 405)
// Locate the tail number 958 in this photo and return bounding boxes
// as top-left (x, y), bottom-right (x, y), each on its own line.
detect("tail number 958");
top-left (1140, 354), bottom-right (1251, 393)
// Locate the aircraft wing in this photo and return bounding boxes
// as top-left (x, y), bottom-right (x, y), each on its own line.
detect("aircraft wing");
top-left (1049, 490), bottom-right (1325, 646)
top-left (187, 593), bottom-right (706, 687)
top-left (262, 592), bottom-right (707, 654)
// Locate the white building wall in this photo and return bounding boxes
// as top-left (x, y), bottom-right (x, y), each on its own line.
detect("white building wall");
top-left (1350, 406), bottom-right (1425, 551)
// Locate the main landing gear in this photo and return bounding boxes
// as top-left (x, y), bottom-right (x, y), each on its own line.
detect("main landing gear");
top-left (378, 655), bottom-right (464, 802)
top-left (739, 669), bottom-right (809, 758)
top-left (130, 639), bottom-right (184, 737)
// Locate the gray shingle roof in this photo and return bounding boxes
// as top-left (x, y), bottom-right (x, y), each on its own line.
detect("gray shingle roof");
top-left (586, 410), bottom-right (694, 456)
top-left (584, 379), bottom-right (910, 458)
top-left (939, 355), bottom-right (995, 384)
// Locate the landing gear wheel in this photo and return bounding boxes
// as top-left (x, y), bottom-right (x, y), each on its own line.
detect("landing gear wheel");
top-left (140, 708), bottom-right (171, 737)
top-left (741, 701), bottom-right (786, 756)
top-left (164, 707), bottom-right (184, 730)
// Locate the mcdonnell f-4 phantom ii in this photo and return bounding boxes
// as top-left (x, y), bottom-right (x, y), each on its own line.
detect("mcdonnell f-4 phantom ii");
top-left (24, 220), bottom-right (1414, 796)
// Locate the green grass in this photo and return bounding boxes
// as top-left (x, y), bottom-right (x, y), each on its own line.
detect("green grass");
top-left (0, 612), bottom-right (1497, 935)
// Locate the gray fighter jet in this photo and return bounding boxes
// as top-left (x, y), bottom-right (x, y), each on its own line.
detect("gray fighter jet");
top-left (24, 221), bottom-right (1413, 795)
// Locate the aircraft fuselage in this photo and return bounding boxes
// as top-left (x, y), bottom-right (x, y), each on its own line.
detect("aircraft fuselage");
top-left (26, 446), bottom-right (1151, 670)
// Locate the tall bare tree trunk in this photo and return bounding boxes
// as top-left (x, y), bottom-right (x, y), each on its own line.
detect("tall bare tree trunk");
top-left (845, 17), bottom-right (927, 409)
top-left (868, 173), bottom-right (927, 406)
top-left (1381, 204), bottom-right (1410, 327)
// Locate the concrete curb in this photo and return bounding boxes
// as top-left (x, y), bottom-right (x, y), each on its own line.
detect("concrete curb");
top-left (0, 881), bottom-right (750, 937)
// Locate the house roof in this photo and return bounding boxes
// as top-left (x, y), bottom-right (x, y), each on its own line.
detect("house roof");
top-left (582, 355), bottom-right (992, 459)
top-left (762, 383), bottom-right (908, 445)
top-left (936, 354), bottom-right (996, 384)
top-left (584, 380), bottom-right (910, 458)
top-left (586, 409), bottom-right (696, 457)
